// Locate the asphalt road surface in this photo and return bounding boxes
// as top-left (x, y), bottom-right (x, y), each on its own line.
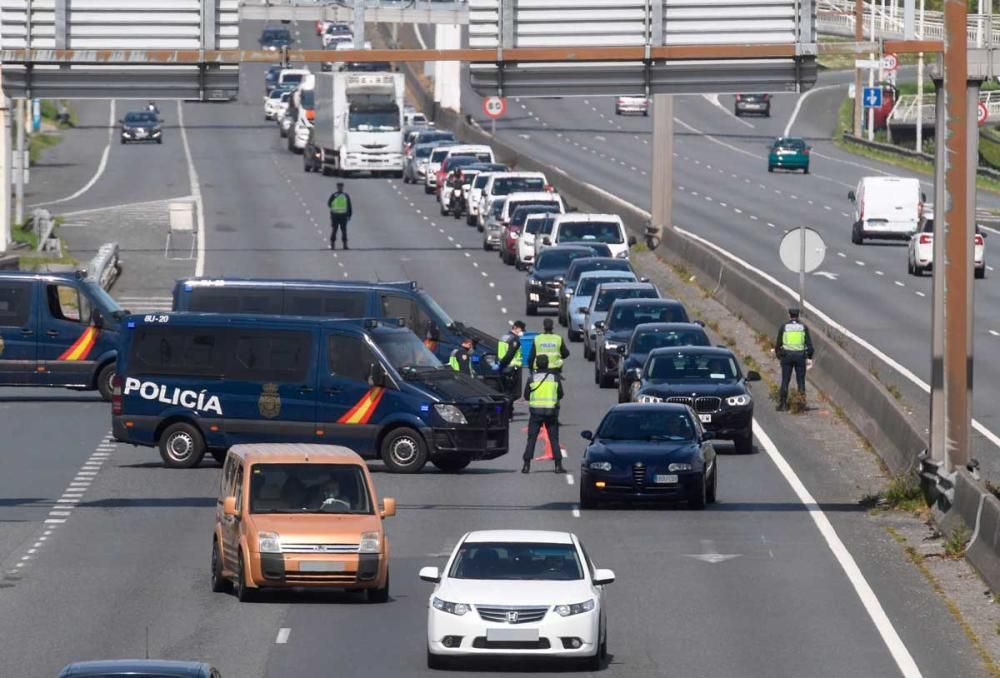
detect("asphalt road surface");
top-left (0, 21), bottom-right (988, 677)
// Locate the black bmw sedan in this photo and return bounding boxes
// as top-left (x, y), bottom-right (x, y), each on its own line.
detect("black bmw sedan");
top-left (630, 346), bottom-right (760, 454)
top-left (617, 322), bottom-right (710, 402)
top-left (579, 403), bottom-right (717, 509)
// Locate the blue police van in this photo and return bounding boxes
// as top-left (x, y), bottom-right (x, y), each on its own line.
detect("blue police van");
top-left (0, 270), bottom-right (125, 400)
top-left (171, 278), bottom-right (499, 366)
top-left (111, 313), bottom-right (510, 473)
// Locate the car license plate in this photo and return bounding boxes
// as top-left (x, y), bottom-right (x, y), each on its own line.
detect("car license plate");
top-left (487, 628), bottom-right (539, 642)
top-left (699, 414), bottom-right (712, 423)
top-left (299, 560), bottom-right (345, 573)
top-left (654, 474), bottom-right (678, 484)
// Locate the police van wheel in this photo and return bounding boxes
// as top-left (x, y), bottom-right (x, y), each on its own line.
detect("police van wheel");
top-left (432, 456), bottom-right (471, 473)
top-left (158, 422), bottom-right (207, 468)
top-left (381, 427), bottom-right (428, 473)
top-left (96, 363), bottom-right (116, 402)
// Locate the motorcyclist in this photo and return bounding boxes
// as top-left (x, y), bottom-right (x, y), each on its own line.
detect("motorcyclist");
top-left (446, 170), bottom-right (466, 214)
top-left (147, 101), bottom-right (160, 115)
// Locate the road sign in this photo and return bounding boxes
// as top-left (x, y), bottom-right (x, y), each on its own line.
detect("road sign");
top-left (31, 99), bottom-right (40, 132)
top-left (483, 96), bottom-right (506, 119)
top-left (979, 101), bottom-right (989, 126)
top-left (881, 53), bottom-right (899, 72)
top-left (863, 87), bottom-right (883, 108)
top-left (779, 227), bottom-right (826, 312)
top-left (854, 59), bottom-right (881, 69)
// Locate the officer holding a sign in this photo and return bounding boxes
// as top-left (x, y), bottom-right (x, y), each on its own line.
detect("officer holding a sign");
top-left (327, 182), bottom-right (352, 250)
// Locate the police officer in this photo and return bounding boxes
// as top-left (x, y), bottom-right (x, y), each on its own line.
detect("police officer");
top-left (495, 320), bottom-right (526, 400)
top-left (530, 317), bottom-right (570, 373)
top-left (327, 181), bottom-right (352, 250)
top-left (774, 307), bottom-right (814, 411)
top-left (448, 337), bottom-right (476, 376)
top-left (521, 354), bottom-right (565, 474)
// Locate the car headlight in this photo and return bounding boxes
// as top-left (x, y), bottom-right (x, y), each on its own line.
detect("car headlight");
top-left (588, 461), bottom-right (612, 471)
top-left (433, 597), bottom-right (470, 616)
top-left (258, 531), bottom-right (281, 554)
top-left (726, 394), bottom-right (752, 407)
top-left (528, 278), bottom-right (542, 287)
top-left (668, 463), bottom-right (693, 472)
top-left (152, 130), bottom-right (161, 137)
top-left (637, 394), bottom-right (663, 404)
top-left (604, 341), bottom-right (622, 351)
top-left (434, 403), bottom-right (468, 425)
top-left (554, 599), bottom-right (595, 617)
top-left (359, 530), bottom-right (381, 554)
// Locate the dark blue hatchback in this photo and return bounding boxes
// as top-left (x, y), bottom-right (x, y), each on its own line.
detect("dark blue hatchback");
top-left (58, 659), bottom-right (220, 677)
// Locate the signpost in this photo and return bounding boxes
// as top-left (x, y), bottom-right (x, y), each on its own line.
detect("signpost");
top-left (979, 101), bottom-right (989, 126)
top-left (483, 96), bottom-right (506, 136)
top-left (779, 227), bottom-right (826, 313)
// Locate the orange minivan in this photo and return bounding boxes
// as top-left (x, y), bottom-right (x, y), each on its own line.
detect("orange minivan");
top-left (212, 443), bottom-right (395, 602)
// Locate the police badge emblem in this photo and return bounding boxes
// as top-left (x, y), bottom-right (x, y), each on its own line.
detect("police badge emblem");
top-left (258, 383), bottom-right (281, 419)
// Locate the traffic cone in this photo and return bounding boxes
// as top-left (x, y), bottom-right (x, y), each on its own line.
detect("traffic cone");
top-left (533, 423), bottom-right (566, 461)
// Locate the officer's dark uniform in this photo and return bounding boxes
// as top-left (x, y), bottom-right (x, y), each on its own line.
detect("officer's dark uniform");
top-left (448, 344), bottom-right (475, 375)
top-left (521, 354), bottom-right (565, 474)
top-left (774, 307), bottom-right (814, 410)
top-left (496, 320), bottom-right (526, 401)
top-left (327, 183), bottom-right (352, 250)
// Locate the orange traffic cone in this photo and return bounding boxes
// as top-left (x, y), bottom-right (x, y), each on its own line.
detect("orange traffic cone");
top-left (533, 423), bottom-right (566, 461)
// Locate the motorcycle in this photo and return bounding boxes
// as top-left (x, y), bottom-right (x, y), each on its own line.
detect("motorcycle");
top-left (450, 187), bottom-right (465, 219)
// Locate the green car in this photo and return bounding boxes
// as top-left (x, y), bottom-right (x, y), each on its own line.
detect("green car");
top-left (768, 137), bottom-right (811, 174)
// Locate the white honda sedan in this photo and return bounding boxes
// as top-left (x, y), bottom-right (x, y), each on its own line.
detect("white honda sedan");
top-left (420, 529), bottom-right (613, 670)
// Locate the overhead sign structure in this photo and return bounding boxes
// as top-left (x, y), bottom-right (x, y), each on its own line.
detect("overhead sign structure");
top-left (979, 101), bottom-right (989, 126)
top-left (467, 0), bottom-right (818, 97)
top-left (483, 96), bottom-right (506, 119)
top-left (863, 87), bottom-right (883, 108)
top-left (0, 0), bottom-right (240, 100)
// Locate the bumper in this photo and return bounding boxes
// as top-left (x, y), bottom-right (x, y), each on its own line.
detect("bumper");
top-left (769, 156), bottom-right (807, 168)
top-left (428, 608), bottom-right (599, 658)
top-left (527, 284), bottom-right (562, 307)
top-left (427, 425), bottom-right (509, 460)
top-left (700, 409), bottom-right (752, 439)
top-left (581, 469), bottom-right (703, 501)
top-left (736, 103), bottom-right (769, 114)
top-left (248, 550), bottom-right (387, 590)
top-left (484, 229), bottom-right (502, 246)
top-left (617, 105), bottom-right (648, 114)
top-left (569, 313), bottom-right (586, 333)
top-left (342, 153), bottom-right (403, 171)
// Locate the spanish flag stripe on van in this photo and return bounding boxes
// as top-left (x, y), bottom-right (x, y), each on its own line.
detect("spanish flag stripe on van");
top-left (57, 327), bottom-right (99, 361)
top-left (337, 387), bottom-right (385, 425)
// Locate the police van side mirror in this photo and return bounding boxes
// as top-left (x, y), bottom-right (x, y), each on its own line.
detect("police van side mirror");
top-left (92, 309), bottom-right (104, 329)
top-left (369, 363), bottom-right (388, 388)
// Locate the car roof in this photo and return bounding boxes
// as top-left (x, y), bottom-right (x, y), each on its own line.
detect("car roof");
top-left (490, 171), bottom-right (546, 179)
top-left (577, 269), bottom-right (635, 280)
top-left (178, 277), bottom-right (417, 292)
top-left (632, 321), bottom-right (705, 333)
top-left (554, 213), bottom-right (622, 224)
top-left (595, 282), bottom-right (656, 292)
top-left (610, 298), bottom-right (681, 308)
top-left (608, 402), bottom-right (690, 415)
top-left (124, 312), bottom-right (407, 333)
top-left (464, 530), bottom-right (574, 544)
top-left (446, 144), bottom-right (492, 153)
top-left (506, 191), bottom-right (559, 201)
top-left (59, 659), bottom-right (212, 677)
top-left (648, 345), bottom-right (735, 358)
top-left (538, 245), bottom-right (599, 256)
top-left (228, 443), bottom-right (365, 466)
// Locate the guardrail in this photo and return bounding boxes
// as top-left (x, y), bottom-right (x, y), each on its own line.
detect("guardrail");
top-left (840, 131), bottom-right (1000, 181)
top-left (86, 242), bottom-right (121, 291)
top-left (817, 0), bottom-right (1000, 44)
top-left (888, 90), bottom-right (1000, 127)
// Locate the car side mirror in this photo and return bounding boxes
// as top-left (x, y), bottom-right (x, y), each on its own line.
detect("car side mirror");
top-left (580, 430), bottom-right (593, 440)
top-left (701, 431), bottom-right (715, 442)
top-left (746, 370), bottom-right (762, 382)
top-left (693, 320), bottom-right (705, 327)
top-left (594, 321), bottom-right (606, 331)
top-left (593, 568), bottom-right (616, 586)
top-left (921, 192), bottom-right (927, 203)
top-left (542, 237), bottom-right (552, 245)
top-left (380, 497), bottom-right (396, 518)
top-left (616, 345), bottom-right (627, 355)
top-left (639, 277), bottom-right (650, 283)
top-left (578, 307), bottom-right (589, 314)
top-left (419, 566), bottom-right (441, 583)
top-left (628, 235), bottom-right (637, 246)
top-left (847, 190), bottom-right (856, 202)
top-left (223, 496), bottom-right (238, 517)
top-left (626, 368), bottom-right (641, 380)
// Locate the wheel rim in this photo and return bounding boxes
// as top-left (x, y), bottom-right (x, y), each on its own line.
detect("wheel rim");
top-left (166, 431), bottom-right (195, 463)
top-left (390, 435), bottom-right (420, 467)
top-left (212, 543), bottom-right (220, 581)
top-left (104, 369), bottom-right (116, 396)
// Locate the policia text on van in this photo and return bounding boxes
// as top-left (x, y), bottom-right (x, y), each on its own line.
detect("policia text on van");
top-left (0, 271), bottom-right (125, 400)
top-left (111, 314), bottom-right (511, 472)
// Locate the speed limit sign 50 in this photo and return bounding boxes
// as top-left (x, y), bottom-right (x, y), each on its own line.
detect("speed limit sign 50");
top-left (483, 96), bottom-right (507, 119)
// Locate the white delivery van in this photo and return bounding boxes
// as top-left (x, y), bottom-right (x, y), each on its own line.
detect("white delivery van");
top-left (544, 213), bottom-right (636, 259)
top-left (848, 176), bottom-right (925, 245)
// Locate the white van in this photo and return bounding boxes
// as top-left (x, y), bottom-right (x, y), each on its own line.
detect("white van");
top-left (543, 213), bottom-right (635, 259)
top-left (848, 176), bottom-right (925, 244)
top-left (277, 68), bottom-right (311, 91)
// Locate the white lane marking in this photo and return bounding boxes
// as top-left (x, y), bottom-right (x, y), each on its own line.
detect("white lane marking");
top-left (571, 506), bottom-right (581, 518)
top-left (916, 291), bottom-right (926, 297)
top-left (876, 270), bottom-right (885, 276)
top-left (177, 100), bottom-right (206, 276)
top-left (565, 474), bottom-right (574, 485)
top-left (894, 280), bottom-right (905, 287)
top-left (703, 93), bottom-right (754, 129)
top-left (855, 261), bottom-right (865, 267)
top-left (990, 330), bottom-right (1000, 337)
top-left (784, 84), bottom-right (843, 137)
top-left (754, 422), bottom-right (923, 678)
top-left (837, 252), bottom-right (846, 258)
top-left (32, 100), bottom-right (116, 208)
top-left (276, 628), bottom-right (291, 644)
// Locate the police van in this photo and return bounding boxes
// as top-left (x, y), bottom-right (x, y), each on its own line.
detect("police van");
top-left (111, 313), bottom-right (510, 473)
top-left (172, 278), bottom-right (498, 368)
top-left (0, 270), bottom-right (125, 400)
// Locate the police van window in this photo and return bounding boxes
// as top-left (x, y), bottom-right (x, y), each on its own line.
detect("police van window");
top-left (285, 290), bottom-right (367, 318)
top-left (227, 330), bottom-right (311, 382)
top-left (188, 288), bottom-right (281, 314)
top-left (0, 282), bottom-right (30, 327)
top-left (130, 326), bottom-right (224, 377)
top-left (46, 284), bottom-right (90, 324)
top-left (380, 294), bottom-right (414, 328)
top-left (328, 335), bottom-right (375, 382)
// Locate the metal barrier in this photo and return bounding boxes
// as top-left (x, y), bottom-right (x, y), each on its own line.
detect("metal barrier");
top-left (817, 0), bottom-right (1000, 44)
top-left (86, 242), bottom-right (121, 291)
top-left (888, 90), bottom-right (1000, 128)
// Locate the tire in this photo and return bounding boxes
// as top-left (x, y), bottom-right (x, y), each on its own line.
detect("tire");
top-left (734, 109), bottom-right (741, 117)
top-left (706, 463), bottom-right (718, 504)
top-left (976, 266), bottom-right (986, 280)
top-left (304, 158), bottom-right (312, 173)
top-left (515, 260), bottom-right (524, 271)
top-left (593, 362), bottom-right (600, 385)
top-left (483, 241), bottom-right (491, 251)
top-left (688, 473), bottom-right (707, 510)
top-left (617, 386), bottom-right (629, 404)
top-left (803, 165), bottom-right (810, 174)
top-left (568, 329), bottom-right (581, 342)
top-left (367, 571), bottom-right (390, 603)
top-left (432, 456), bottom-right (471, 473)
top-left (380, 427), bottom-right (429, 473)
top-left (579, 489), bottom-right (598, 510)
top-left (403, 175), bottom-right (411, 184)
top-left (424, 184), bottom-right (433, 195)
top-left (211, 539), bottom-right (228, 593)
top-left (96, 362), bottom-right (116, 402)
top-left (235, 553), bottom-right (256, 602)
top-left (209, 449), bottom-right (228, 465)
top-left (466, 214), bottom-right (476, 226)
top-left (733, 431), bottom-right (754, 455)
top-left (583, 341), bottom-right (593, 361)
top-left (767, 165), bottom-right (774, 172)
top-left (907, 258), bottom-right (914, 275)
top-left (851, 227), bottom-right (863, 245)
top-left (584, 637), bottom-right (603, 671)
top-left (441, 204), bottom-right (449, 216)
top-left (453, 210), bottom-right (462, 220)
top-left (597, 367), bottom-right (614, 389)
top-left (558, 311), bottom-right (567, 326)
top-left (526, 303), bottom-right (538, 316)
top-left (120, 138), bottom-right (127, 145)
top-left (158, 421), bottom-right (206, 468)
top-left (157, 138), bottom-right (163, 145)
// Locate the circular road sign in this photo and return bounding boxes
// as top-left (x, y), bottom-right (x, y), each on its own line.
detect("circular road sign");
top-left (483, 96), bottom-right (506, 119)
top-left (779, 227), bottom-right (826, 274)
top-left (881, 53), bottom-right (898, 72)
top-left (979, 101), bottom-right (989, 126)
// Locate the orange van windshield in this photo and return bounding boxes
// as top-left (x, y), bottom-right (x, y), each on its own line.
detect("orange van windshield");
top-left (250, 464), bottom-right (373, 515)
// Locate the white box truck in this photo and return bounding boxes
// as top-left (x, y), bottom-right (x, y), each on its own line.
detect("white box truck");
top-left (303, 71), bottom-right (405, 177)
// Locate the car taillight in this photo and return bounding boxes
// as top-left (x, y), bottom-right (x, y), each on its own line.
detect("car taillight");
top-left (306, 109), bottom-right (315, 121)
top-left (919, 234), bottom-right (932, 245)
top-left (111, 374), bottom-right (123, 415)
top-left (976, 234), bottom-right (984, 246)
top-left (736, 94), bottom-right (742, 101)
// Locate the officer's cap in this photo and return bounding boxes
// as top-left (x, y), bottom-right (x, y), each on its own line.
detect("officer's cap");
top-left (512, 320), bottom-right (526, 330)
top-left (336, 181), bottom-right (345, 188)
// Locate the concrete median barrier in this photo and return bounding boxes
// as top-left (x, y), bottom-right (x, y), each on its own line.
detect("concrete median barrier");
top-left (967, 493), bottom-right (1000, 592)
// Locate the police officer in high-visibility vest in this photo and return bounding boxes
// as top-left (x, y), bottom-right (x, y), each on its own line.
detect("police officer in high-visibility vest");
top-left (327, 181), bottom-right (352, 250)
top-left (521, 354), bottom-right (565, 474)
top-left (774, 307), bottom-right (814, 411)
top-left (494, 320), bottom-right (526, 400)
top-left (530, 317), bottom-right (570, 373)
top-left (449, 337), bottom-right (476, 376)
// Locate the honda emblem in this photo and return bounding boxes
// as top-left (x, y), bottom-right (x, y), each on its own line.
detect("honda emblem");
top-left (506, 610), bottom-right (519, 623)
